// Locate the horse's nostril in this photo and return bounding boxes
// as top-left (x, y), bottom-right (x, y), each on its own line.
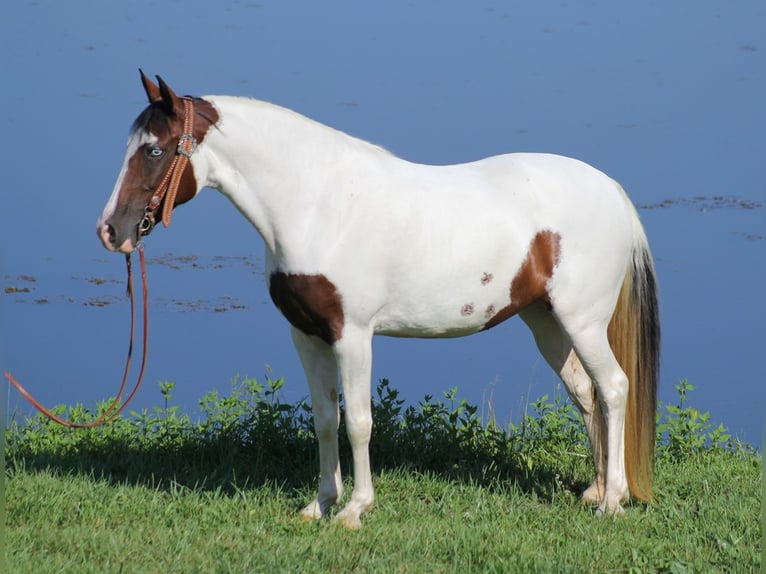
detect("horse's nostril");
top-left (98, 222), bottom-right (117, 249)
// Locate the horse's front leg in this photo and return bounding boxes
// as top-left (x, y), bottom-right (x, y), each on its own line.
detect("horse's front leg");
top-left (290, 327), bottom-right (343, 521)
top-left (332, 325), bottom-right (375, 529)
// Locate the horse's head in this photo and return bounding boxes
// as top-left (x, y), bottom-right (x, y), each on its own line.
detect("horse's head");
top-left (97, 71), bottom-right (219, 253)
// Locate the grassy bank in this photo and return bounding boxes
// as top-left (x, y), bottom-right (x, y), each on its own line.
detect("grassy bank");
top-left (5, 378), bottom-right (761, 573)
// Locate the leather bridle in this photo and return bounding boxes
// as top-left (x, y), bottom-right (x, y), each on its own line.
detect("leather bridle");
top-left (139, 97), bottom-right (197, 236)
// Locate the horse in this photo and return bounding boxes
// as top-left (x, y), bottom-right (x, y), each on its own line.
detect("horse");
top-left (97, 71), bottom-right (660, 528)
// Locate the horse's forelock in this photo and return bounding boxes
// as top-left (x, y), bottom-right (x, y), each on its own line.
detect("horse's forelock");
top-left (131, 102), bottom-right (175, 140)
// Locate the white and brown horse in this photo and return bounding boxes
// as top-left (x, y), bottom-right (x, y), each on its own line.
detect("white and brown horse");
top-left (98, 72), bottom-right (660, 527)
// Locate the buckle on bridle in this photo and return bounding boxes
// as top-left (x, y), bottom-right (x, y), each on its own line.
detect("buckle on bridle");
top-left (139, 207), bottom-right (155, 236)
top-left (177, 133), bottom-right (198, 158)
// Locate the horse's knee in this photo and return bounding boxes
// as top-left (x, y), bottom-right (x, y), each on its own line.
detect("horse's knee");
top-left (312, 396), bottom-right (339, 439)
top-left (595, 371), bottom-right (629, 414)
top-left (559, 351), bottom-right (594, 408)
top-left (344, 408), bottom-right (372, 447)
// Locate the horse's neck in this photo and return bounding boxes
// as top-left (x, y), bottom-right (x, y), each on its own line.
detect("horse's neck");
top-left (202, 96), bottom-right (378, 255)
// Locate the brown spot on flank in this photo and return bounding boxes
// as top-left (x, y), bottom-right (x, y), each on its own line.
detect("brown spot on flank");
top-left (461, 303), bottom-right (475, 316)
top-left (483, 230), bottom-right (561, 330)
top-left (485, 304), bottom-right (496, 318)
top-left (269, 272), bottom-right (345, 344)
top-left (481, 272), bottom-right (494, 285)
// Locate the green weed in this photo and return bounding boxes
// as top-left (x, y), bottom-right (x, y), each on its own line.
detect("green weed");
top-left (657, 379), bottom-right (747, 460)
top-left (6, 376), bottom-right (755, 491)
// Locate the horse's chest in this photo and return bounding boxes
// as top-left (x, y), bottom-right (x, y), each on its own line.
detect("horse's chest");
top-left (268, 272), bottom-right (345, 345)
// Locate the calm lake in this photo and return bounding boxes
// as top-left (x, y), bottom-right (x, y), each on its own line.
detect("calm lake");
top-left (2, 1), bottom-right (763, 447)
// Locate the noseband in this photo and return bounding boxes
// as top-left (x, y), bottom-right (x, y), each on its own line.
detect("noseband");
top-left (139, 97), bottom-right (197, 236)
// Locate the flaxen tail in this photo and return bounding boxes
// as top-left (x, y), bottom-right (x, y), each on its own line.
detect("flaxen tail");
top-left (607, 189), bottom-right (661, 502)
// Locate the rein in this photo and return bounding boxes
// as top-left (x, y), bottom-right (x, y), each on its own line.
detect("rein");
top-left (4, 97), bottom-right (197, 428)
top-left (4, 247), bottom-right (149, 428)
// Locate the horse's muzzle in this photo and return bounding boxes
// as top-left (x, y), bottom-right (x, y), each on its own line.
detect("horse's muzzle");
top-left (97, 222), bottom-right (137, 254)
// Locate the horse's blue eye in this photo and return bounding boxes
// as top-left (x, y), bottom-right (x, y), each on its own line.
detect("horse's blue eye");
top-left (146, 146), bottom-right (164, 158)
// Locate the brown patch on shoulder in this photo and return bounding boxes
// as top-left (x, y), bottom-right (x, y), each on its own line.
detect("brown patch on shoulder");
top-left (483, 230), bottom-right (561, 330)
top-left (269, 272), bottom-right (345, 344)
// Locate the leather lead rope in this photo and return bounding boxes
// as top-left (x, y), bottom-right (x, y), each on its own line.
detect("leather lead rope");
top-left (4, 245), bottom-right (149, 428)
top-left (6, 98), bottom-right (196, 428)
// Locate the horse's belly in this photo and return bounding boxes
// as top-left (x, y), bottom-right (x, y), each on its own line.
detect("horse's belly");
top-left (372, 278), bottom-right (516, 338)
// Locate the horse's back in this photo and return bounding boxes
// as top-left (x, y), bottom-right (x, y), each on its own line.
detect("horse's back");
top-left (385, 152), bottom-right (634, 271)
top-left (355, 152), bottom-right (635, 337)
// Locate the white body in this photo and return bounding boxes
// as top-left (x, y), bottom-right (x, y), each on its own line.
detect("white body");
top-left (200, 97), bottom-right (631, 335)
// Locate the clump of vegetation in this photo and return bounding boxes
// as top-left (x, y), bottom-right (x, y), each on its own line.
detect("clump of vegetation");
top-left (656, 378), bottom-right (740, 459)
top-left (5, 375), bottom-right (754, 494)
top-left (5, 376), bottom-right (761, 573)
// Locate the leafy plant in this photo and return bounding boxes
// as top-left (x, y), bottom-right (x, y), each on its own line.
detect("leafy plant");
top-left (657, 379), bottom-right (736, 460)
top-left (6, 374), bottom-right (751, 494)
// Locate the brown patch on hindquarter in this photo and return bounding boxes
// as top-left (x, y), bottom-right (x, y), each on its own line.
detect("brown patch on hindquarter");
top-left (483, 230), bottom-right (561, 330)
top-left (269, 273), bottom-right (345, 344)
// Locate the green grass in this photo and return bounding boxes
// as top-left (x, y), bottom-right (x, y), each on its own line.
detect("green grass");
top-left (5, 377), bottom-right (761, 573)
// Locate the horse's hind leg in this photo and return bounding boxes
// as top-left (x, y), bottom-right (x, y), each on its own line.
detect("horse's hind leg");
top-left (565, 323), bottom-right (631, 514)
top-left (291, 327), bottom-right (343, 521)
top-left (520, 302), bottom-right (607, 504)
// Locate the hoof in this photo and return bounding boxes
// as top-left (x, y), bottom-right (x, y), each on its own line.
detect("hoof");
top-left (299, 500), bottom-right (324, 522)
top-left (299, 512), bottom-right (319, 524)
top-left (334, 507), bottom-right (363, 530)
top-left (595, 500), bottom-right (626, 516)
top-left (581, 482), bottom-right (604, 504)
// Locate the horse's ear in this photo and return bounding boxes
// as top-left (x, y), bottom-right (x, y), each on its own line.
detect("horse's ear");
top-left (156, 75), bottom-right (182, 115)
top-left (139, 69), bottom-right (163, 104)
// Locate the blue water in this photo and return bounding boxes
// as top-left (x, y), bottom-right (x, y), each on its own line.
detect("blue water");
top-left (2, 1), bottom-right (763, 447)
